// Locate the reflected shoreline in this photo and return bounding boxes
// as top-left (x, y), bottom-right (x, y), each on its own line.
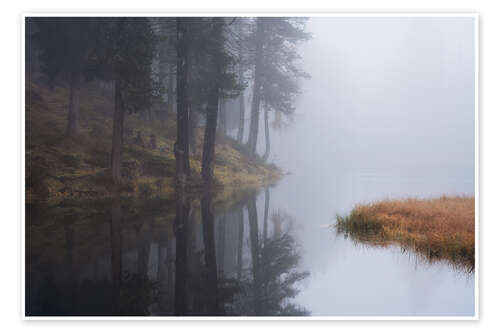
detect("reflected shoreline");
top-left (25, 186), bottom-right (310, 316)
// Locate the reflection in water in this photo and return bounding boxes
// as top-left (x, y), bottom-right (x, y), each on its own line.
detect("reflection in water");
top-left (110, 198), bottom-right (121, 314)
top-left (200, 192), bottom-right (221, 315)
top-left (25, 189), bottom-right (310, 316)
top-left (335, 220), bottom-right (475, 273)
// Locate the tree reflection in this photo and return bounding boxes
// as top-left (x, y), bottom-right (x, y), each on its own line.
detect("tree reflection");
top-left (239, 192), bottom-right (310, 316)
top-left (174, 192), bottom-right (190, 315)
top-left (110, 197), bottom-right (122, 314)
top-left (201, 192), bottom-right (222, 315)
top-left (26, 190), bottom-right (309, 316)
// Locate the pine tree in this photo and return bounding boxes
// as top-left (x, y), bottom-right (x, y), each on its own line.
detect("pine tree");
top-left (31, 17), bottom-right (94, 136)
top-left (90, 18), bottom-right (157, 184)
top-left (246, 17), bottom-right (310, 158)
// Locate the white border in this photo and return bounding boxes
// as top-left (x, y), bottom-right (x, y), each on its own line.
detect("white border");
top-left (20, 12), bottom-right (479, 321)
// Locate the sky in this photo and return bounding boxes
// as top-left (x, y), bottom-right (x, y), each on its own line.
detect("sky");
top-left (263, 17), bottom-right (475, 189)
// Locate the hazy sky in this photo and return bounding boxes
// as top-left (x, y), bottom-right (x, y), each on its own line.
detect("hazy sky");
top-left (264, 17), bottom-right (475, 190)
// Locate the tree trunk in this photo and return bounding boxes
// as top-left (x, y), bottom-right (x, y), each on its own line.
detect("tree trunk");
top-left (66, 68), bottom-right (81, 136)
top-left (201, 191), bottom-right (221, 315)
top-left (202, 90), bottom-right (218, 186)
top-left (201, 18), bottom-right (223, 187)
top-left (111, 79), bottom-right (124, 184)
top-left (247, 196), bottom-right (261, 315)
top-left (247, 18), bottom-right (265, 153)
top-left (174, 20), bottom-right (191, 313)
top-left (220, 98), bottom-right (227, 137)
top-left (166, 62), bottom-right (175, 118)
top-left (236, 21), bottom-right (245, 144)
top-left (158, 21), bottom-right (168, 123)
top-left (188, 107), bottom-right (199, 155)
top-left (237, 90), bottom-right (245, 144)
top-left (263, 186), bottom-right (269, 244)
top-left (175, 18), bottom-right (191, 189)
top-left (262, 103), bottom-right (271, 162)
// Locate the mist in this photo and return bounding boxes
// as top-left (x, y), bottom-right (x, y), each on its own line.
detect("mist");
top-left (25, 16), bottom-right (475, 317)
top-left (267, 17), bottom-right (474, 195)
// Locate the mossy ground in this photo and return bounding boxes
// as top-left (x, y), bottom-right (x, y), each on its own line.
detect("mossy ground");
top-left (336, 196), bottom-right (475, 271)
top-left (25, 79), bottom-right (282, 203)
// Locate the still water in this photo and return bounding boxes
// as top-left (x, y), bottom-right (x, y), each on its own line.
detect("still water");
top-left (25, 168), bottom-right (474, 316)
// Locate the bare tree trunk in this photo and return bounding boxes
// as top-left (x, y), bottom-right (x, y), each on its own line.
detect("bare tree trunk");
top-left (220, 98), bottom-right (227, 137)
top-left (175, 18), bottom-right (191, 188)
top-left (202, 90), bottom-right (219, 186)
top-left (201, 18), bottom-right (223, 187)
top-left (111, 79), bottom-right (124, 184)
top-left (158, 21), bottom-right (168, 124)
top-left (66, 68), bottom-right (81, 136)
top-left (166, 63), bottom-right (175, 118)
top-left (263, 186), bottom-right (269, 244)
top-left (247, 18), bottom-right (265, 153)
top-left (237, 90), bottom-right (245, 144)
top-left (174, 20), bottom-right (192, 316)
top-left (262, 104), bottom-right (271, 162)
top-left (236, 21), bottom-right (245, 144)
top-left (189, 107), bottom-right (199, 155)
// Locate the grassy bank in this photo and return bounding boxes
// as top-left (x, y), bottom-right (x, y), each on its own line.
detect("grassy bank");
top-left (336, 196), bottom-right (475, 270)
top-left (25, 79), bottom-right (282, 203)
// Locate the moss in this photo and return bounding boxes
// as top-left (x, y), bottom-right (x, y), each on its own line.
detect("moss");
top-left (59, 153), bottom-right (82, 168)
top-left (25, 79), bottom-right (283, 203)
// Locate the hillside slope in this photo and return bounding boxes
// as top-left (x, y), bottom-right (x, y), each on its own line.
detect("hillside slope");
top-left (25, 80), bottom-right (282, 203)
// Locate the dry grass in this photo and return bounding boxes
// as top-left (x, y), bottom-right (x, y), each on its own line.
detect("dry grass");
top-left (336, 196), bottom-right (475, 270)
top-left (25, 79), bottom-right (282, 202)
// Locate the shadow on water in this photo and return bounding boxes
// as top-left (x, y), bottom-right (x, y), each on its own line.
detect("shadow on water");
top-left (25, 188), bottom-right (310, 316)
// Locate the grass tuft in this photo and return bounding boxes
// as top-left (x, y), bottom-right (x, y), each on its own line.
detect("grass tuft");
top-left (335, 196), bottom-right (475, 271)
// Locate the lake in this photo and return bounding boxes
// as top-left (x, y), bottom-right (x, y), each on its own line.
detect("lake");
top-left (25, 164), bottom-right (475, 316)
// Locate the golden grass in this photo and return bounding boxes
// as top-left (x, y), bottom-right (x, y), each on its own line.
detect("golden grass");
top-left (336, 196), bottom-right (475, 270)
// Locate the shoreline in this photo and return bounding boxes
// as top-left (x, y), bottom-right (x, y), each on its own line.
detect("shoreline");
top-left (25, 79), bottom-right (283, 204)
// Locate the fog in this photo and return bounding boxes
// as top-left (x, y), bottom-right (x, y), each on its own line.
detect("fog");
top-left (25, 16), bottom-right (476, 317)
top-left (256, 17), bottom-right (475, 315)
top-left (264, 17), bottom-right (474, 193)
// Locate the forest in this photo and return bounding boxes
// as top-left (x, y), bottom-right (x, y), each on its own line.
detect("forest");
top-left (25, 16), bottom-right (311, 316)
top-left (25, 17), bottom-right (310, 201)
